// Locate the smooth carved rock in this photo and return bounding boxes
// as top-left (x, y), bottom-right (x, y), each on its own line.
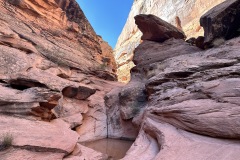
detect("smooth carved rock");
top-left (200, 0), bottom-right (240, 44)
top-left (135, 14), bottom-right (186, 42)
top-left (123, 117), bottom-right (240, 160)
top-left (118, 36), bottom-right (240, 158)
top-left (0, 115), bottom-right (79, 158)
top-left (150, 99), bottom-right (240, 139)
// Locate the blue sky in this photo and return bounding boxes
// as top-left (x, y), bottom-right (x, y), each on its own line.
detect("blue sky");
top-left (77, 0), bottom-right (133, 48)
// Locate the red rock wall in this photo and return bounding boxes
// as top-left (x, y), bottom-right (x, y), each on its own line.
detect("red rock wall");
top-left (114, 0), bottom-right (225, 83)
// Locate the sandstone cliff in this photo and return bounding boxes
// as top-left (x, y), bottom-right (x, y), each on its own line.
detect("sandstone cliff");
top-left (0, 0), bottom-right (118, 159)
top-left (1, 0), bottom-right (240, 159)
top-left (114, 0), bottom-right (225, 82)
top-left (108, 1), bottom-right (240, 159)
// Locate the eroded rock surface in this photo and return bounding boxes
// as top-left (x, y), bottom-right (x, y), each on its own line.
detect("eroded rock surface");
top-left (135, 14), bottom-right (186, 42)
top-left (0, 0), bottom-right (119, 159)
top-left (109, 5), bottom-right (240, 159)
top-left (114, 0), bottom-right (225, 82)
top-left (200, 0), bottom-right (240, 44)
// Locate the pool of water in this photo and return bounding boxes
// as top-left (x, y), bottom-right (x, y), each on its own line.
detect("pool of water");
top-left (81, 138), bottom-right (134, 160)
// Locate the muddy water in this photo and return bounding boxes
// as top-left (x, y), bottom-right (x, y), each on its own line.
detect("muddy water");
top-left (81, 138), bottom-right (134, 160)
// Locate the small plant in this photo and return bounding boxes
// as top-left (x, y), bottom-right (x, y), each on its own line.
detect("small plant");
top-left (212, 38), bottom-right (225, 47)
top-left (97, 62), bottom-right (108, 70)
top-left (0, 133), bottom-right (13, 150)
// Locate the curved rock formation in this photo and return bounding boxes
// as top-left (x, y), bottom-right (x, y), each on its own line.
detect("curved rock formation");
top-left (109, 3), bottom-right (240, 159)
top-left (114, 0), bottom-right (225, 82)
top-left (0, 0), bottom-right (118, 159)
top-left (1, 0), bottom-right (240, 159)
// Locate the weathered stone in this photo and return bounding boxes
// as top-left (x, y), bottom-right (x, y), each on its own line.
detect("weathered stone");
top-left (0, 85), bottom-right (60, 104)
top-left (5, 68), bottom-right (95, 92)
top-left (1, 0), bottom-right (115, 76)
top-left (105, 87), bottom-right (139, 139)
top-left (119, 82), bottom-right (147, 120)
top-left (123, 117), bottom-right (240, 160)
top-left (98, 35), bottom-right (117, 73)
top-left (64, 144), bottom-right (108, 160)
top-left (90, 70), bottom-right (117, 81)
top-left (61, 113), bottom-right (83, 129)
top-left (117, 36), bottom-right (240, 159)
top-left (114, 0), bottom-right (225, 82)
top-left (0, 35), bottom-right (38, 53)
top-left (150, 99), bottom-right (240, 139)
top-left (52, 97), bottom-right (88, 118)
top-left (76, 91), bottom-right (107, 142)
top-left (0, 45), bottom-right (30, 75)
top-left (135, 14), bottom-right (186, 42)
top-left (62, 86), bottom-right (96, 100)
top-left (0, 115), bottom-right (79, 158)
top-left (200, 0), bottom-right (240, 44)
top-left (195, 36), bottom-right (205, 49)
top-left (0, 148), bottom-right (64, 160)
top-left (132, 39), bottom-right (200, 81)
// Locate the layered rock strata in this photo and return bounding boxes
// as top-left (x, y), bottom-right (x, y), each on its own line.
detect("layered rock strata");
top-left (110, 3), bottom-right (240, 159)
top-left (114, 0), bottom-right (225, 82)
top-left (0, 0), bottom-right (118, 159)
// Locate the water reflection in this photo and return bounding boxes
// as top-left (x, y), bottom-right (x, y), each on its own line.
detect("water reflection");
top-left (81, 138), bottom-right (133, 160)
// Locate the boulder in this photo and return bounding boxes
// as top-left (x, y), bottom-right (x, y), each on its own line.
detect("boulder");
top-left (132, 39), bottom-right (200, 81)
top-left (114, 0), bottom-right (225, 82)
top-left (200, 0), bottom-right (240, 44)
top-left (135, 14), bottom-right (186, 42)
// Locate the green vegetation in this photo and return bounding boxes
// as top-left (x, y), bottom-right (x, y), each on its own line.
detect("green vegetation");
top-left (0, 133), bottom-right (13, 150)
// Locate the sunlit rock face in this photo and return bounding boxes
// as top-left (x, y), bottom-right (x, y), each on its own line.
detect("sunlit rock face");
top-left (0, 0), bottom-right (119, 159)
top-left (114, 0), bottom-right (225, 83)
